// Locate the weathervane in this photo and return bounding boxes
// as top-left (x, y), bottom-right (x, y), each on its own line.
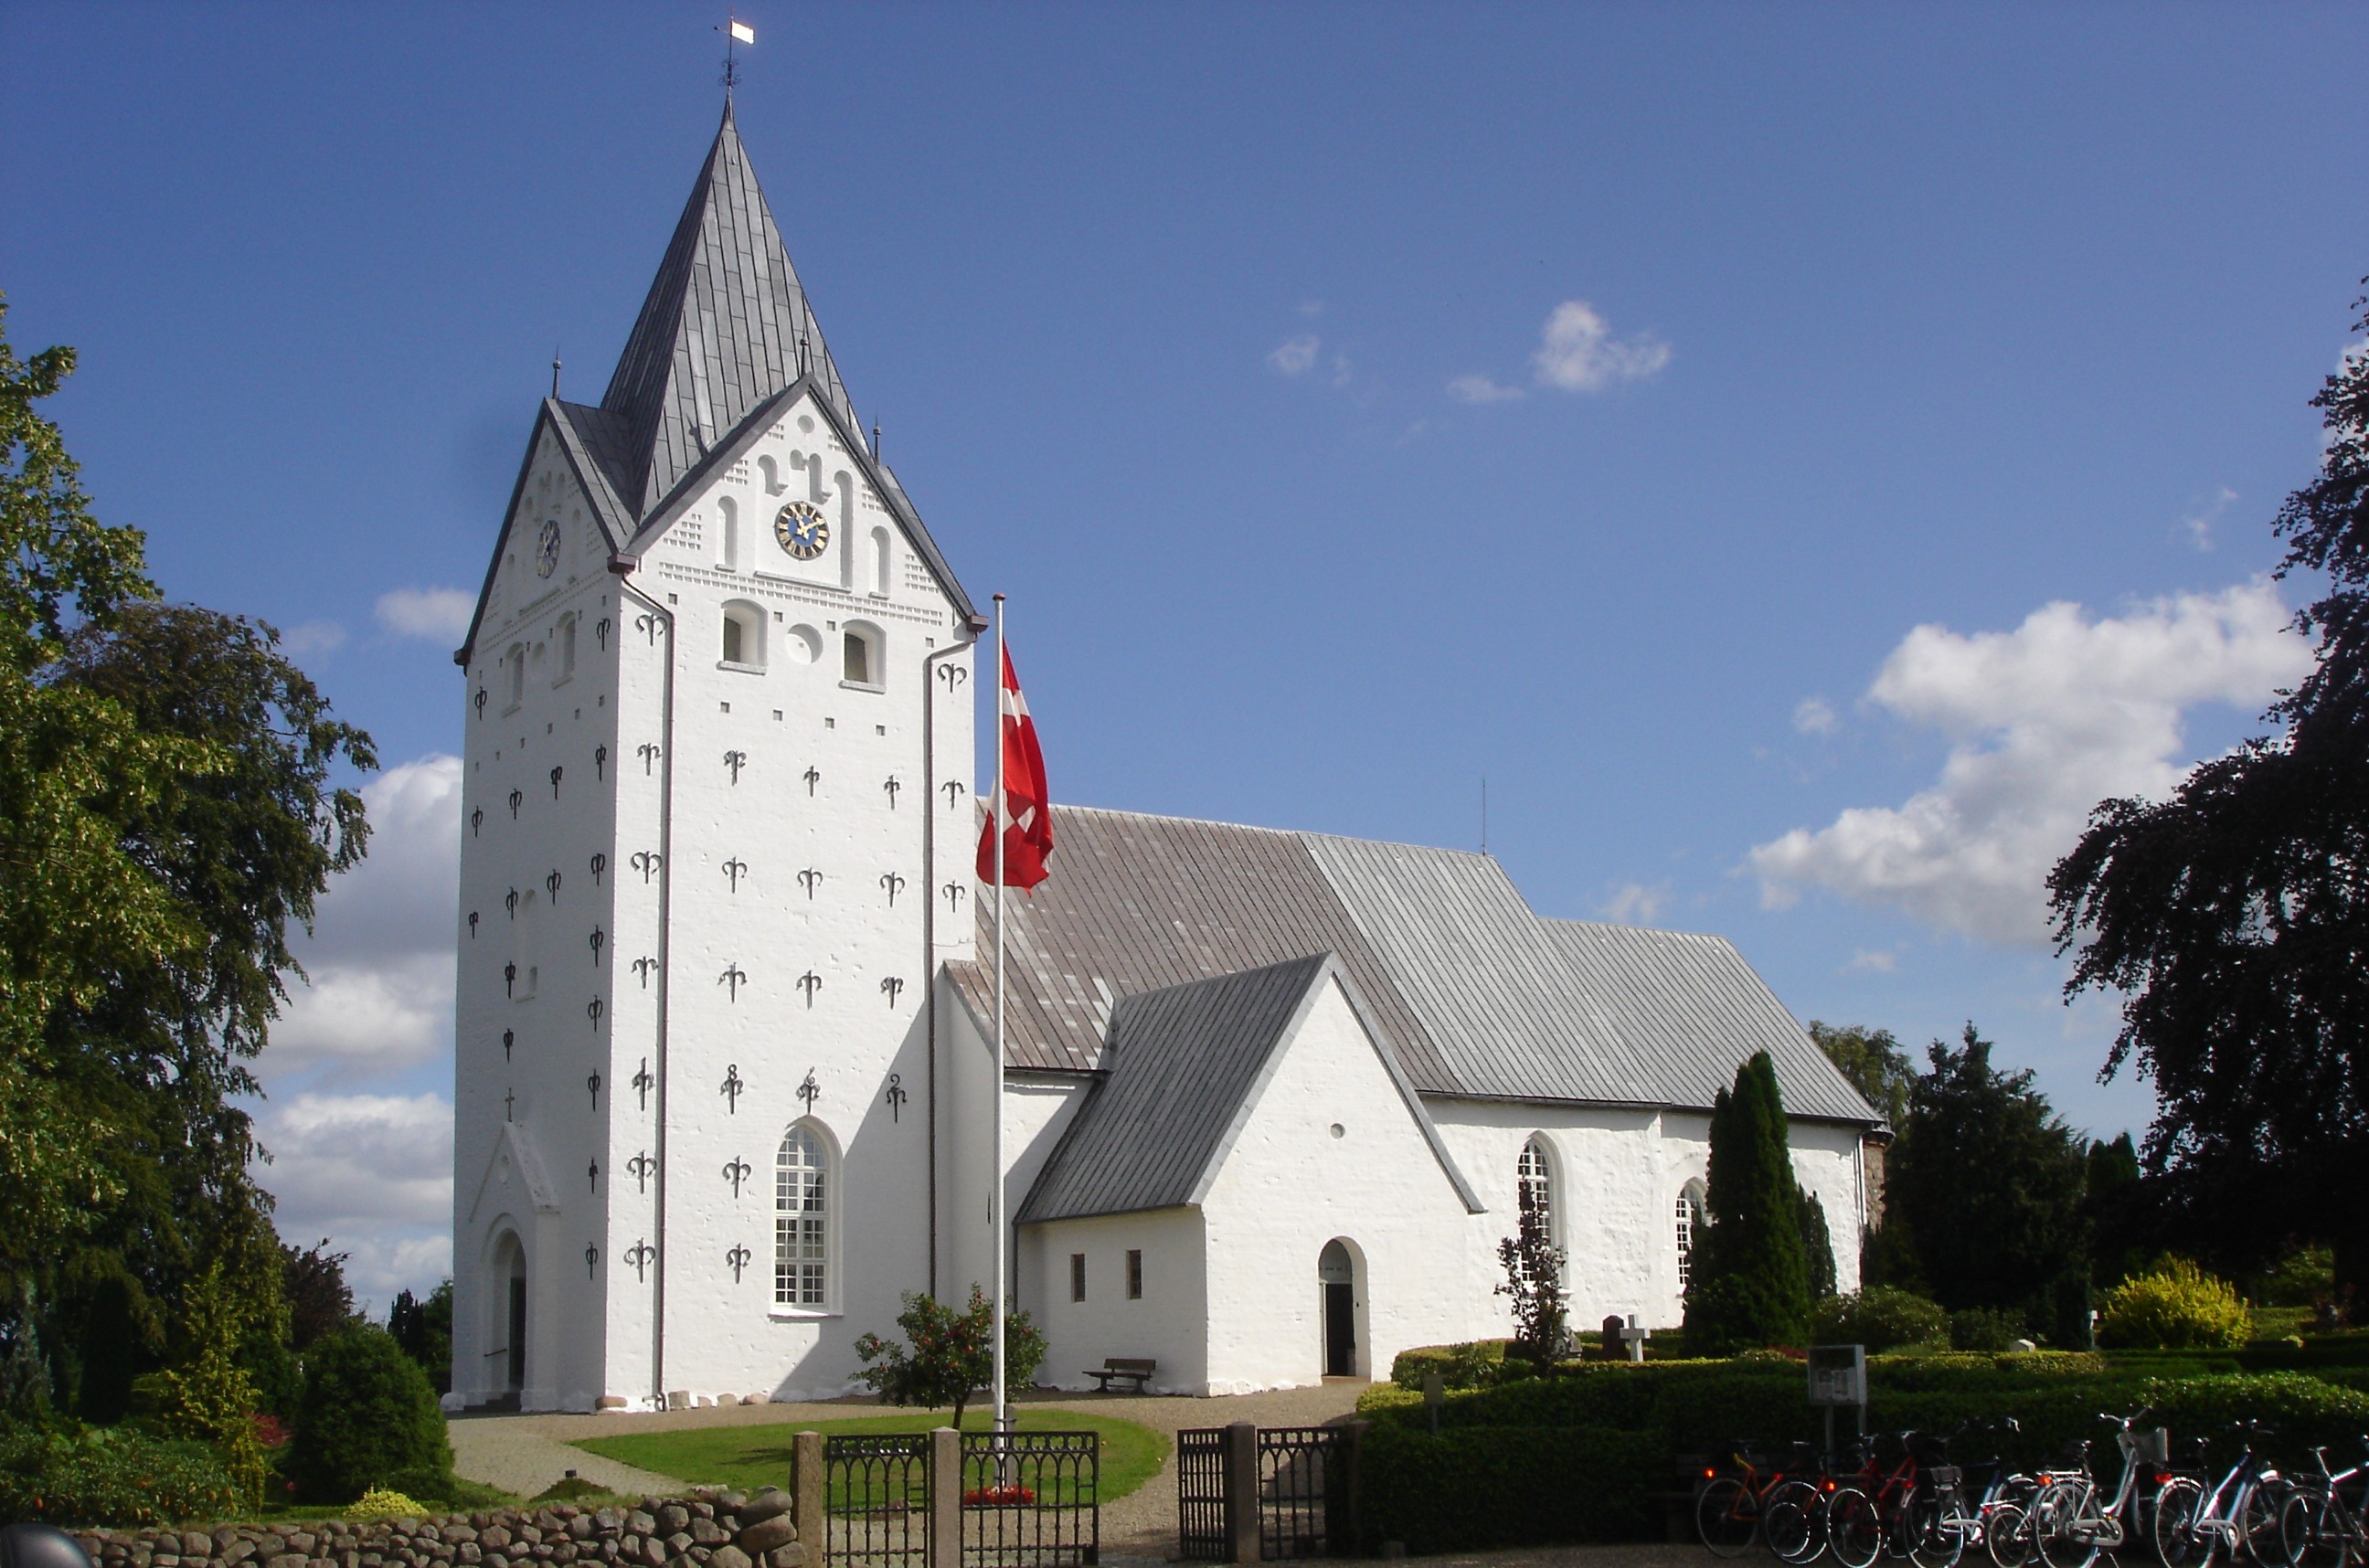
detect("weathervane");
top-left (718, 16), bottom-right (754, 95)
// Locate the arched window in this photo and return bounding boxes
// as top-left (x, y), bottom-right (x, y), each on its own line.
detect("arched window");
top-left (842, 622), bottom-right (882, 689)
top-left (721, 601), bottom-right (765, 671)
top-left (870, 525), bottom-right (892, 598)
top-left (717, 496), bottom-right (741, 571)
top-left (775, 1122), bottom-right (835, 1309)
top-left (1676, 1181), bottom-right (1706, 1293)
top-left (1516, 1135), bottom-right (1556, 1244)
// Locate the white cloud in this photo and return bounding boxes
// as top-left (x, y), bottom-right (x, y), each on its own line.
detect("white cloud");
top-left (1595, 881), bottom-right (1671, 925)
top-left (1749, 583), bottom-right (2313, 944)
top-left (376, 587), bottom-right (476, 643)
top-left (1843, 948), bottom-right (1897, 974)
top-left (1267, 334), bottom-right (1320, 376)
top-left (1531, 300), bottom-right (1671, 393)
top-left (2182, 486), bottom-right (2237, 552)
top-left (253, 1090), bottom-right (453, 1305)
top-left (1447, 374), bottom-right (1526, 406)
top-left (1793, 696), bottom-right (1841, 736)
top-left (282, 621), bottom-right (346, 658)
top-left (272, 953), bottom-right (452, 1071)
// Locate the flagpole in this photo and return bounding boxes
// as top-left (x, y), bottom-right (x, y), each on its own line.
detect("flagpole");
top-left (991, 593), bottom-right (1007, 1446)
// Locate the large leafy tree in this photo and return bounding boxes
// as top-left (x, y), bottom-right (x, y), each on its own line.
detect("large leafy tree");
top-left (2050, 291), bottom-right (2369, 1291)
top-left (1684, 1051), bottom-right (1812, 1353)
top-left (1887, 1025), bottom-right (2089, 1340)
top-left (1809, 1022), bottom-right (1916, 1130)
top-left (0, 298), bottom-right (375, 1414)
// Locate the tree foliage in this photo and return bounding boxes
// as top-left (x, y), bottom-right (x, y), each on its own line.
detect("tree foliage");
top-left (1886, 1024), bottom-right (2088, 1340)
top-left (388, 1280), bottom-right (453, 1394)
top-left (286, 1325), bottom-right (452, 1505)
top-left (1495, 1181), bottom-right (1568, 1371)
top-left (1684, 1052), bottom-right (1811, 1354)
top-left (852, 1288), bottom-right (1047, 1425)
top-left (2051, 292), bottom-right (2369, 1289)
top-left (1809, 1022), bottom-right (1917, 1130)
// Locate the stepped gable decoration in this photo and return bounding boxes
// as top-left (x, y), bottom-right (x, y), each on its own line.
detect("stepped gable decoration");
top-left (977, 643), bottom-right (1053, 891)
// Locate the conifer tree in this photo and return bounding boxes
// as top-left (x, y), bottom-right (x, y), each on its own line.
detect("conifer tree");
top-left (1684, 1051), bottom-right (1813, 1353)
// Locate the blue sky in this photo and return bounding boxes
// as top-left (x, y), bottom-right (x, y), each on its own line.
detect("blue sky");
top-left (6, 3), bottom-right (2365, 1302)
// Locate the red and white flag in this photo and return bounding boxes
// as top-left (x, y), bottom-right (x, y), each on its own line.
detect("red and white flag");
top-left (978, 644), bottom-right (1053, 891)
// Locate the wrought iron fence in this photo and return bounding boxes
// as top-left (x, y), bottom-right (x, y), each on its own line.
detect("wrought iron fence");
top-left (1174, 1428), bottom-right (1229, 1562)
top-left (823, 1434), bottom-right (930, 1568)
top-left (1256, 1426), bottom-right (1344, 1560)
top-left (961, 1430), bottom-right (1099, 1568)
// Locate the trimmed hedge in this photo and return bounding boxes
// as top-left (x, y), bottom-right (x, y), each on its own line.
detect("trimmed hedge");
top-left (1358, 1424), bottom-right (1656, 1554)
top-left (288, 1327), bottom-right (454, 1505)
top-left (0, 1424), bottom-right (244, 1527)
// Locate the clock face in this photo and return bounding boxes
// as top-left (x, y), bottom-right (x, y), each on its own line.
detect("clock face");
top-left (536, 518), bottom-right (561, 578)
top-left (776, 500), bottom-right (830, 561)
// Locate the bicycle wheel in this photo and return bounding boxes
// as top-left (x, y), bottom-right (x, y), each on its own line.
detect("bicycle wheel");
top-left (2034, 1481), bottom-right (2103, 1568)
top-left (1766, 1479), bottom-right (1829, 1565)
top-left (1912, 1492), bottom-right (1971, 1568)
top-left (1832, 1489), bottom-right (1886, 1568)
top-left (2247, 1481), bottom-right (2298, 1567)
top-left (2281, 1487), bottom-right (2347, 1568)
top-left (2157, 1478), bottom-right (2215, 1568)
top-left (1986, 1504), bottom-right (2034, 1568)
top-left (1698, 1477), bottom-right (1760, 1558)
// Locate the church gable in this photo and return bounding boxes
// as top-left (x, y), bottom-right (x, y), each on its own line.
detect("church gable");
top-left (460, 414), bottom-right (614, 665)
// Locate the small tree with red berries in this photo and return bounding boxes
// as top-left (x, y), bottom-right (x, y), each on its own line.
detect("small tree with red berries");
top-left (853, 1287), bottom-right (1046, 1426)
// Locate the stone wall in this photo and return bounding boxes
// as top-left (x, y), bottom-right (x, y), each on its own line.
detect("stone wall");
top-left (68, 1489), bottom-right (804, 1568)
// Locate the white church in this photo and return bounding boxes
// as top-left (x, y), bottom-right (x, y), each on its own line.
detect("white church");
top-left (445, 106), bottom-right (1884, 1413)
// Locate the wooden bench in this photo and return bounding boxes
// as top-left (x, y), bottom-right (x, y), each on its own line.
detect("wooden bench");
top-left (1085, 1357), bottom-right (1156, 1393)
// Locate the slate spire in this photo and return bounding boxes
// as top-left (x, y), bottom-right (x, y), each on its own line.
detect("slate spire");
top-left (600, 101), bottom-right (856, 519)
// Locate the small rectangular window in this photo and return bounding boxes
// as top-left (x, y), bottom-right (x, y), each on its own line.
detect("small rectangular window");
top-left (1127, 1249), bottom-right (1142, 1300)
top-left (1069, 1253), bottom-right (1086, 1303)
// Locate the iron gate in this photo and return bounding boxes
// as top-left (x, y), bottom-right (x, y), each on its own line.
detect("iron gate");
top-left (1255, 1427), bottom-right (1344, 1560)
top-left (961, 1431), bottom-right (1100, 1568)
top-left (1175, 1428), bottom-right (1229, 1562)
top-left (823, 1434), bottom-right (929, 1568)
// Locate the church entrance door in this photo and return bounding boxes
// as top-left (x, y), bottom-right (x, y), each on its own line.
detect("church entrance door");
top-left (1318, 1240), bottom-right (1356, 1378)
top-left (502, 1239), bottom-right (527, 1394)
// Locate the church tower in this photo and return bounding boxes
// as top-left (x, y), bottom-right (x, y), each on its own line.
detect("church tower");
top-left (448, 105), bottom-right (980, 1411)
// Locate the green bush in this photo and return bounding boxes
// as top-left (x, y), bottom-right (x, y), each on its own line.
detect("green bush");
top-left (1951, 1308), bottom-right (2024, 1352)
top-left (2097, 1259), bottom-right (2252, 1351)
top-left (0, 1423), bottom-right (243, 1526)
top-left (287, 1326), bottom-right (453, 1505)
top-left (1358, 1424), bottom-right (1656, 1552)
top-left (1388, 1340), bottom-right (1508, 1390)
top-left (1811, 1287), bottom-right (1949, 1351)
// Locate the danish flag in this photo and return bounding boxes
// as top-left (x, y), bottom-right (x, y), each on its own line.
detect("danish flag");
top-left (977, 645), bottom-right (1053, 890)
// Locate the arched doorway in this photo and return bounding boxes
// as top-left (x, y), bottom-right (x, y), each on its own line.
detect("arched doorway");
top-left (492, 1232), bottom-right (526, 1399)
top-left (1318, 1240), bottom-right (1358, 1378)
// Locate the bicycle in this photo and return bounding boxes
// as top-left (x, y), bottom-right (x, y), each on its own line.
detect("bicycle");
top-left (2279, 1437), bottom-right (2369, 1568)
top-left (1697, 1438), bottom-right (1822, 1557)
top-left (1827, 1430), bottom-right (1960, 1568)
top-left (2154, 1421), bottom-right (2294, 1568)
top-left (2026, 1408), bottom-right (2169, 1568)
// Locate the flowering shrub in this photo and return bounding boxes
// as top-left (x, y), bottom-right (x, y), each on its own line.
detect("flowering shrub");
top-left (0, 1423), bottom-right (243, 1526)
top-left (853, 1287), bottom-right (1046, 1425)
top-left (2096, 1258), bottom-right (2251, 1350)
top-left (962, 1485), bottom-right (1036, 1506)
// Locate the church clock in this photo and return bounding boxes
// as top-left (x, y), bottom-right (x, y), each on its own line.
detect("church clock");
top-left (775, 500), bottom-right (829, 561)
top-left (536, 519), bottom-right (560, 577)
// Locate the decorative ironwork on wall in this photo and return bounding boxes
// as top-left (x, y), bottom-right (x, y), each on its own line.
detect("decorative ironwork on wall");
top-left (723, 857), bottom-right (749, 892)
top-left (880, 872), bottom-right (906, 906)
top-left (509, 789), bottom-right (523, 819)
top-left (798, 867), bottom-right (823, 899)
top-left (797, 970), bottom-right (823, 1007)
top-left (798, 1070), bottom-right (821, 1113)
top-left (627, 1150), bottom-right (654, 1193)
top-left (634, 611), bottom-right (664, 648)
top-left (587, 1070), bottom-right (602, 1108)
top-left (590, 927), bottom-right (605, 966)
top-left (502, 1028), bottom-right (514, 1062)
top-left (632, 850), bottom-right (663, 883)
top-left (632, 956), bottom-right (658, 989)
top-left (943, 882), bottom-right (967, 912)
top-left (803, 766), bottom-right (821, 797)
top-left (632, 1057), bottom-right (654, 1110)
top-left (883, 776), bottom-right (901, 809)
top-left (549, 765), bottom-right (563, 800)
top-left (586, 996), bottom-right (604, 1032)
top-left (588, 1159), bottom-right (600, 1192)
top-left (721, 1064), bottom-right (745, 1113)
top-left (724, 1155), bottom-right (751, 1197)
top-left (943, 780), bottom-right (966, 809)
top-left (594, 743), bottom-right (609, 780)
top-left (504, 962), bottom-right (516, 998)
top-left (640, 742), bottom-right (662, 776)
top-left (880, 976), bottom-right (905, 1007)
top-left (624, 1239), bottom-right (655, 1282)
top-left (727, 1244), bottom-right (752, 1284)
top-left (720, 964), bottom-right (748, 1002)
top-left (937, 662), bottom-right (969, 695)
top-left (547, 869), bottom-right (563, 902)
top-left (886, 1073), bottom-right (907, 1123)
top-left (472, 808), bottom-right (483, 836)
top-left (585, 1244), bottom-right (599, 1280)
top-left (506, 886), bottom-right (520, 918)
top-left (590, 852), bottom-right (608, 885)
top-left (595, 617), bottom-right (611, 652)
top-left (474, 688), bottom-right (487, 718)
top-left (468, 912), bottom-right (479, 939)
top-left (725, 748), bottom-right (748, 784)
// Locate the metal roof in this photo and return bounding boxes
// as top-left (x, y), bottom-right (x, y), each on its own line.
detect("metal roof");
top-left (1016, 953), bottom-right (1483, 1224)
top-left (600, 101), bottom-right (857, 518)
top-left (946, 805), bottom-right (1880, 1127)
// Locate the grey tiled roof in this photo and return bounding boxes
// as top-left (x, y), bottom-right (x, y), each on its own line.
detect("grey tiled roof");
top-left (1016, 954), bottom-right (1484, 1224)
top-left (600, 102), bottom-right (857, 519)
top-left (947, 805), bottom-right (1879, 1126)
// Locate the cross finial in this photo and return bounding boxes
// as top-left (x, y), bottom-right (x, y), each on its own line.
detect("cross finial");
top-left (551, 347), bottom-right (561, 399)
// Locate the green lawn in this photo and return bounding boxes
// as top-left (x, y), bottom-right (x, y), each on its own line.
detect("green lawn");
top-left (570, 1409), bottom-right (1170, 1506)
